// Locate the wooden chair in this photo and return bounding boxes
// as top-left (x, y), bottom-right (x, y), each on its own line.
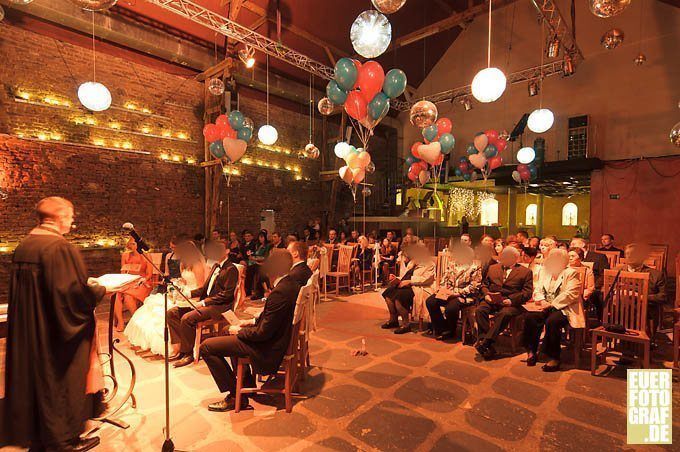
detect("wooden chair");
top-left (435, 251), bottom-right (450, 290)
top-left (591, 270), bottom-right (650, 374)
top-left (650, 244), bottom-right (668, 272)
top-left (234, 281), bottom-right (312, 413)
top-left (595, 250), bottom-right (620, 270)
top-left (193, 264), bottom-right (245, 363)
top-left (326, 245), bottom-right (354, 295)
top-left (298, 272), bottom-right (319, 380)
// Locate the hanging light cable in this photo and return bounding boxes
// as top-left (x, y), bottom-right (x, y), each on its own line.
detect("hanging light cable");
top-left (634, 0), bottom-right (646, 65)
top-left (528, 19), bottom-right (554, 133)
top-left (304, 72), bottom-right (320, 159)
top-left (258, 54), bottom-right (278, 145)
top-left (471, 0), bottom-right (506, 103)
top-left (78, 12), bottom-right (111, 111)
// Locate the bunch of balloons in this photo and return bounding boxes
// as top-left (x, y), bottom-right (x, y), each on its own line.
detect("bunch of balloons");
top-left (512, 163), bottom-right (538, 184)
top-left (405, 117), bottom-right (456, 187)
top-left (464, 129), bottom-right (507, 180)
top-left (203, 110), bottom-right (254, 163)
top-left (454, 156), bottom-right (477, 181)
top-left (335, 142), bottom-right (373, 187)
top-left (323, 58), bottom-right (407, 145)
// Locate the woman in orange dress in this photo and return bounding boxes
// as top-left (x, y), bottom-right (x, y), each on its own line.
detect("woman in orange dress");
top-left (115, 237), bottom-right (153, 331)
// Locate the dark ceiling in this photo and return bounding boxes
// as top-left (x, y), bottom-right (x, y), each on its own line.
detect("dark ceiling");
top-left (118, 0), bottom-right (477, 87)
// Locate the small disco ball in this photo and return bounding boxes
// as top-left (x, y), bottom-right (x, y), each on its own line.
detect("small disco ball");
top-left (371, 0), bottom-right (406, 14)
top-left (362, 187), bottom-right (372, 197)
top-left (304, 143), bottom-right (320, 159)
top-left (242, 117), bottom-right (254, 130)
top-left (409, 100), bottom-right (438, 128)
top-left (366, 161), bottom-right (376, 174)
top-left (670, 122), bottom-right (680, 148)
top-left (588, 0), bottom-right (631, 18)
top-left (318, 97), bottom-right (335, 116)
top-left (498, 130), bottom-right (510, 141)
top-left (634, 52), bottom-right (646, 66)
top-left (68, 0), bottom-right (118, 11)
top-left (601, 28), bottom-right (624, 50)
top-left (208, 78), bottom-right (225, 96)
top-left (9, 0), bottom-right (35, 4)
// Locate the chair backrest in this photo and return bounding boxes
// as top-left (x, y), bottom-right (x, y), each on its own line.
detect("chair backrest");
top-left (582, 261), bottom-right (594, 270)
top-left (603, 269), bottom-right (649, 332)
top-left (619, 258), bottom-right (658, 270)
top-left (587, 243), bottom-right (598, 252)
top-left (336, 245), bottom-right (355, 273)
top-left (233, 263), bottom-right (246, 310)
top-left (436, 251), bottom-right (449, 289)
top-left (645, 252), bottom-right (664, 272)
top-left (288, 282), bottom-right (313, 355)
top-left (572, 266), bottom-right (587, 298)
top-left (595, 250), bottom-right (620, 269)
top-left (391, 241), bottom-right (400, 250)
top-left (323, 243), bottom-right (335, 271)
top-left (650, 244), bottom-right (668, 270)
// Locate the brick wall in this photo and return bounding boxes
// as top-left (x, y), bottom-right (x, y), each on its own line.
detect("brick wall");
top-left (0, 24), bottom-right (323, 301)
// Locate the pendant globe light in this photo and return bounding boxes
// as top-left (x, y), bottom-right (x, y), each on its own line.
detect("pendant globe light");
top-left (258, 54), bottom-right (278, 145)
top-left (471, 1), bottom-right (506, 103)
top-left (78, 12), bottom-right (111, 111)
top-left (527, 20), bottom-right (554, 133)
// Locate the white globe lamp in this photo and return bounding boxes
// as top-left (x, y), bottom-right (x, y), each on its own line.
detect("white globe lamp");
top-left (258, 124), bottom-right (278, 145)
top-left (334, 142), bottom-right (351, 159)
top-left (527, 108), bottom-right (554, 133)
top-left (517, 147), bottom-right (536, 164)
top-left (78, 81), bottom-right (112, 111)
top-left (471, 67), bottom-right (506, 103)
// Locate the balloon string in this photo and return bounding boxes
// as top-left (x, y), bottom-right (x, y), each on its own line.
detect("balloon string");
top-left (487, 0), bottom-right (492, 68)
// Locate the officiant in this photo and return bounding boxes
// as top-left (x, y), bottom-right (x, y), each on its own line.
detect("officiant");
top-left (2, 197), bottom-right (106, 452)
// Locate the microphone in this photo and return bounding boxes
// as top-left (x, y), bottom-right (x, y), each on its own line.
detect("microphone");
top-left (122, 222), bottom-right (150, 252)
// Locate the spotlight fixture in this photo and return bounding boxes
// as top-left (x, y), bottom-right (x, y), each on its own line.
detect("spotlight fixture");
top-left (528, 80), bottom-right (539, 97)
top-left (547, 36), bottom-right (560, 58)
top-left (460, 97), bottom-right (473, 111)
top-left (238, 45), bottom-right (255, 68)
top-left (562, 54), bottom-right (575, 76)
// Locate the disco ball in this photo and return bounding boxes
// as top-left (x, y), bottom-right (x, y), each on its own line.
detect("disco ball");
top-left (208, 78), bottom-right (225, 96)
top-left (68, 0), bottom-right (118, 11)
top-left (350, 10), bottom-right (391, 58)
top-left (242, 117), bottom-right (254, 130)
top-left (588, 0), bottom-right (631, 18)
top-left (498, 130), bottom-right (510, 141)
top-left (634, 52), bottom-right (646, 66)
top-left (362, 187), bottom-right (372, 197)
top-left (9, 0), bottom-right (34, 5)
top-left (371, 0), bottom-right (406, 14)
top-left (671, 122), bottom-right (680, 148)
top-left (366, 161), bottom-right (376, 174)
top-left (601, 28), bottom-right (625, 50)
top-left (304, 143), bottom-right (320, 159)
top-left (409, 100), bottom-right (438, 128)
top-left (318, 97), bottom-right (335, 116)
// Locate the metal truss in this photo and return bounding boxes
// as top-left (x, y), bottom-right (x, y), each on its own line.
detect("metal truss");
top-left (148, 0), bottom-right (335, 80)
top-left (531, 0), bottom-right (584, 64)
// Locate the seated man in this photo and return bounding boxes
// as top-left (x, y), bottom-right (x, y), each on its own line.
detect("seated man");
top-left (622, 243), bottom-right (666, 336)
top-left (199, 249), bottom-right (300, 412)
top-left (287, 240), bottom-right (313, 286)
top-left (168, 239), bottom-right (239, 367)
top-left (570, 237), bottom-right (609, 320)
top-left (598, 233), bottom-right (624, 257)
top-left (475, 247), bottom-right (533, 360)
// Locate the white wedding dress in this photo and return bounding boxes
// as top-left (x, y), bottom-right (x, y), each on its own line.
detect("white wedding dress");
top-left (125, 268), bottom-right (202, 356)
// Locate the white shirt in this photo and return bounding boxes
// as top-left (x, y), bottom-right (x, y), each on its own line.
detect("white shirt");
top-left (206, 257), bottom-right (230, 295)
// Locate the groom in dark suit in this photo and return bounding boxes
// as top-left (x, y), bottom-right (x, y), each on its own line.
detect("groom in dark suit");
top-left (475, 246), bottom-right (533, 360)
top-left (168, 239), bottom-right (239, 367)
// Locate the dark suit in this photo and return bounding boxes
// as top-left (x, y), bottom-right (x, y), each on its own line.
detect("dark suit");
top-left (199, 275), bottom-right (300, 397)
top-left (167, 260), bottom-right (239, 356)
top-left (289, 261), bottom-right (313, 286)
top-left (475, 263), bottom-right (533, 343)
top-left (597, 245), bottom-right (624, 257)
top-left (583, 250), bottom-right (610, 320)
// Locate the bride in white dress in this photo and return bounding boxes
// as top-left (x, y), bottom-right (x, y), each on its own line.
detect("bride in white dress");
top-left (125, 241), bottom-right (208, 356)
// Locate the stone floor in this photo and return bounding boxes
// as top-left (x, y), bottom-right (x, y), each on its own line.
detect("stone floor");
top-left (1, 291), bottom-right (679, 451)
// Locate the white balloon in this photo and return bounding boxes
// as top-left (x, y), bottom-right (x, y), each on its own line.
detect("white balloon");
top-left (334, 142), bottom-right (351, 159)
top-left (471, 67), bottom-right (507, 103)
top-left (517, 147), bottom-right (536, 164)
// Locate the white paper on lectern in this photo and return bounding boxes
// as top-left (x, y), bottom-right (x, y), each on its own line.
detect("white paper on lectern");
top-left (93, 273), bottom-right (143, 292)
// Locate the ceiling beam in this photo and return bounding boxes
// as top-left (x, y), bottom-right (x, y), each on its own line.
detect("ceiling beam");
top-left (388, 0), bottom-right (517, 50)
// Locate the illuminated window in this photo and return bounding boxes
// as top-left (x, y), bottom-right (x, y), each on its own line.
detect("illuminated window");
top-left (562, 202), bottom-right (578, 226)
top-left (525, 203), bottom-right (538, 226)
top-left (480, 198), bottom-right (499, 226)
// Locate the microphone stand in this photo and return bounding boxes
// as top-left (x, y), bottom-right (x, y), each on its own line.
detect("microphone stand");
top-left (132, 240), bottom-right (199, 452)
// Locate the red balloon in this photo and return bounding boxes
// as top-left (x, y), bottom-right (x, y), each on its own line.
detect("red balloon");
top-left (458, 161), bottom-right (469, 171)
top-left (223, 127), bottom-right (237, 139)
top-left (485, 129), bottom-right (499, 146)
top-left (215, 122), bottom-right (235, 139)
top-left (407, 164), bottom-right (420, 181)
top-left (411, 142), bottom-right (423, 159)
top-left (436, 118), bottom-right (453, 137)
top-left (488, 155), bottom-right (503, 170)
top-left (352, 59), bottom-right (362, 89)
top-left (203, 124), bottom-right (220, 142)
top-left (344, 90), bottom-right (368, 120)
top-left (519, 169), bottom-right (531, 181)
top-left (357, 61), bottom-right (385, 104)
top-left (517, 164), bottom-right (529, 173)
top-left (495, 138), bottom-right (508, 153)
top-left (215, 115), bottom-right (229, 128)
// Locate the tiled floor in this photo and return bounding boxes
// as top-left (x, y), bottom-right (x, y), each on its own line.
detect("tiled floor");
top-left (1, 291), bottom-right (679, 451)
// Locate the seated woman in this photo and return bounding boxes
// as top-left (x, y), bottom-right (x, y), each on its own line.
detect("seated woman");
top-left (339, 231), bottom-right (348, 245)
top-left (567, 247), bottom-right (595, 301)
top-left (115, 237), bottom-right (153, 331)
top-left (246, 230), bottom-right (271, 299)
top-left (381, 243), bottom-right (435, 335)
top-left (493, 238), bottom-right (505, 259)
top-left (523, 248), bottom-right (585, 372)
top-left (351, 235), bottom-right (374, 290)
top-left (425, 245), bottom-right (482, 341)
top-left (378, 238), bottom-right (397, 285)
top-left (125, 241), bottom-right (207, 356)
top-left (227, 231), bottom-right (245, 265)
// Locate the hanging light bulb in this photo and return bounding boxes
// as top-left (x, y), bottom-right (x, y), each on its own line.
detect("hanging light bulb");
top-left (78, 82), bottom-right (111, 111)
top-left (258, 54), bottom-right (278, 145)
top-left (238, 45), bottom-right (255, 68)
top-left (517, 147), bottom-right (536, 164)
top-left (527, 109), bottom-right (554, 133)
top-left (471, 1), bottom-right (506, 103)
top-left (350, 10), bottom-right (392, 58)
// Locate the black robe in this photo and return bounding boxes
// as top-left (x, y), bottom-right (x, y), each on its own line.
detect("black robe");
top-left (2, 233), bottom-right (106, 448)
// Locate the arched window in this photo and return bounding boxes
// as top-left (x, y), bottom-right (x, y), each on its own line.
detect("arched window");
top-left (525, 204), bottom-right (537, 226)
top-left (480, 198), bottom-right (499, 226)
top-left (562, 202), bottom-right (578, 226)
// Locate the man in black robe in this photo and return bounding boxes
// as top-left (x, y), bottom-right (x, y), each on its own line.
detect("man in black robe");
top-left (2, 197), bottom-right (105, 451)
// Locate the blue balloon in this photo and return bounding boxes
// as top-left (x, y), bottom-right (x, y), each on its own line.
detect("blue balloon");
top-left (466, 143), bottom-right (478, 155)
top-left (439, 133), bottom-right (455, 154)
top-left (326, 80), bottom-right (348, 105)
top-left (334, 58), bottom-right (358, 91)
top-left (529, 165), bottom-right (538, 179)
top-left (483, 144), bottom-right (498, 158)
top-left (228, 110), bottom-right (245, 130)
top-left (382, 69), bottom-right (407, 99)
top-left (454, 168), bottom-right (463, 177)
top-left (237, 127), bottom-right (252, 142)
top-left (209, 140), bottom-right (225, 158)
top-left (422, 124), bottom-right (438, 142)
top-left (368, 92), bottom-right (390, 121)
top-left (462, 173), bottom-right (472, 181)
top-left (459, 156), bottom-right (468, 163)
